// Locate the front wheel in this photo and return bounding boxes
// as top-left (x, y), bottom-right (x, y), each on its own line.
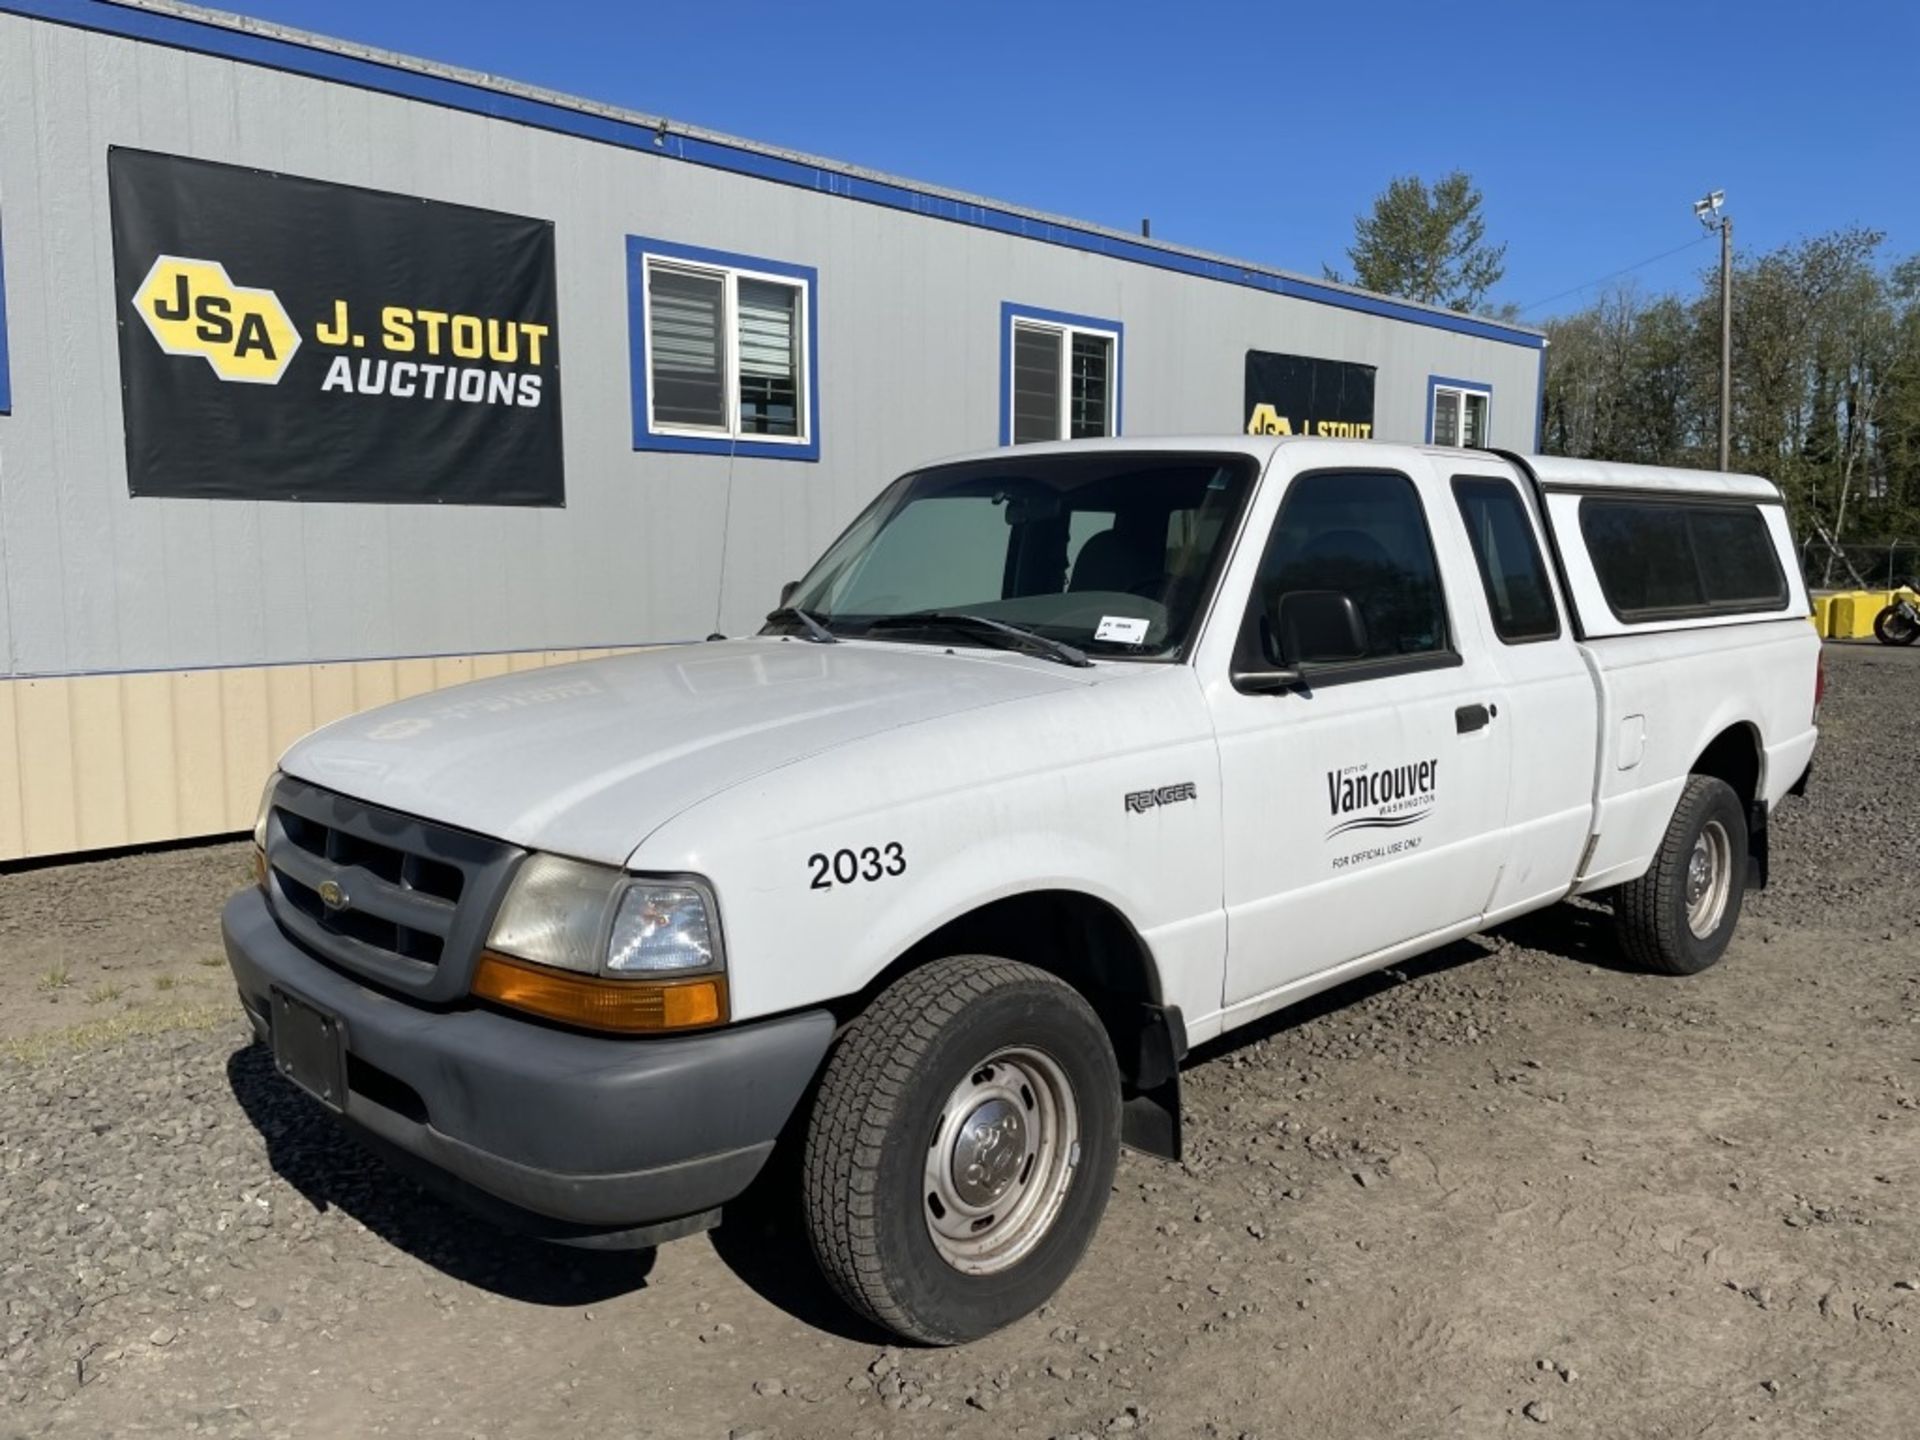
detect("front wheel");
top-left (1874, 603), bottom-right (1920, 646)
top-left (1612, 774), bottom-right (1749, 975)
top-left (801, 955), bottom-right (1120, 1344)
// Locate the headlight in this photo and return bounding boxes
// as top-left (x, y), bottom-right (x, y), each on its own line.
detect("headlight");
top-left (483, 854), bottom-right (622, 975)
top-left (476, 855), bottom-right (727, 1032)
top-left (607, 885), bottom-right (716, 973)
top-left (251, 772), bottom-right (278, 889)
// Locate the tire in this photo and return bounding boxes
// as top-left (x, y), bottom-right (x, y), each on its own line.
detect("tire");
top-left (802, 955), bottom-right (1121, 1344)
top-left (1612, 774), bottom-right (1749, 976)
top-left (1873, 604), bottom-right (1920, 646)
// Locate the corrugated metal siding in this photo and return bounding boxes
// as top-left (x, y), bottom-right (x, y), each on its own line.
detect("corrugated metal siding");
top-left (0, 648), bottom-right (635, 861)
top-left (0, 11), bottom-right (1542, 689)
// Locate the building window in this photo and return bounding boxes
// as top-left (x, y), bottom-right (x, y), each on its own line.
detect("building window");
top-left (1001, 304), bottom-right (1121, 445)
top-left (627, 236), bottom-right (818, 460)
top-left (1428, 377), bottom-right (1490, 448)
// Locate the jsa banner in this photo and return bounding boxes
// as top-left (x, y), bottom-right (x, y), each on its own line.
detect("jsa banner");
top-left (1244, 350), bottom-right (1375, 440)
top-left (109, 148), bottom-right (564, 505)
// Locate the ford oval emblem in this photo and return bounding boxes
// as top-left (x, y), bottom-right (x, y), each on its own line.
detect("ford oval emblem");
top-left (317, 879), bottom-right (349, 912)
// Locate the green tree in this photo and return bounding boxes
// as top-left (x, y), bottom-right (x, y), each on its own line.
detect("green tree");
top-left (1878, 258), bottom-right (1920, 539)
top-left (1541, 286), bottom-right (1704, 464)
top-left (1540, 226), bottom-right (1920, 558)
top-left (1330, 172), bottom-right (1507, 313)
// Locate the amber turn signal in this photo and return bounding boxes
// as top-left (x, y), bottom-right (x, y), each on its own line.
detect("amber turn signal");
top-left (472, 951), bottom-right (728, 1033)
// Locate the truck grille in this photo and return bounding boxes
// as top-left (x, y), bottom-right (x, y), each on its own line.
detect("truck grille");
top-left (262, 776), bottom-right (522, 1000)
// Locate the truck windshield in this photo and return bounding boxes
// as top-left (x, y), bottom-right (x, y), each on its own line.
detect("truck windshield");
top-left (772, 452), bottom-right (1259, 659)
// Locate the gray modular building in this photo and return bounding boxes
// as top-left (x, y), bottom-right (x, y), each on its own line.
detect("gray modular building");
top-left (0, 0), bottom-right (1547, 861)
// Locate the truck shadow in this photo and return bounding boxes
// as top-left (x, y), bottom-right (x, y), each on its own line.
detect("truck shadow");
top-left (705, 1199), bottom-right (895, 1346)
top-left (225, 1041), bottom-right (655, 1307)
top-left (1183, 935), bottom-right (1491, 1065)
top-left (1487, 896), bottom-right (1637, 973)
top-left (1183, 897), bottom-right (1628, 1066)
top-left (227, 1035), bottom-right (882, 1338)
top-left (702, 1093), bottom-right (901, 1345)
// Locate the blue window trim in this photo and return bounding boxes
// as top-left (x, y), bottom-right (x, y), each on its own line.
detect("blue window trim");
top-left (1534, 346), bottom-right (1547, 451)
top-left (1425, 374), bottom-right (1492, 445)
top-left (0, 208), bottom-right (11, 415)
top-left (626, 235), bottom-right (820, 463)
top-left (998, 303), bottom-right (1124, 447)
top-left (3, 0), bottom-right (1544, 355)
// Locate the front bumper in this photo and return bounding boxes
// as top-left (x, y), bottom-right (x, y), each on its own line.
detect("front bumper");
top-left (222, 889), bottom-right (834, 1239)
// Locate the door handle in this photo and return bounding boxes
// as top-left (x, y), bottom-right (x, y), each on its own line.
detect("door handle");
top-left (1455, 703), bottom-right (1493, 734)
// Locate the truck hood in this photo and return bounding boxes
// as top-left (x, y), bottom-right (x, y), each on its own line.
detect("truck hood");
top-left (279, 638), bottom-right (1106, 864)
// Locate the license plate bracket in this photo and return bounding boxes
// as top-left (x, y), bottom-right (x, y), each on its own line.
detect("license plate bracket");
top-left (270, 987), bottom-right (347, 1113)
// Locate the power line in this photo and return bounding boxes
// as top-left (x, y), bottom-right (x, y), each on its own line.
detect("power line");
top-left (1516, 234), bottom-right (1713, 316)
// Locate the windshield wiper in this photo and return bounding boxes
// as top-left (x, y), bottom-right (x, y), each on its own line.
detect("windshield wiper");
top-left (764, 605), bottom-right (840, 644)
top-left (864, 611), bottom-right (1092, 668)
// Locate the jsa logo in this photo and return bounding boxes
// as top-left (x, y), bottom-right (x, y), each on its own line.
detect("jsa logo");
top-left (131, 255), bottom-right (301, 384)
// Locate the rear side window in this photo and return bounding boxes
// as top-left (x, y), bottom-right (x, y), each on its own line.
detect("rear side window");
top-left (1579, 499), bottom-right (1787, 621)
top-left (1452, 477), bottom-right (1560, 642)
top-left (1690, 507), bottom-right (1791, 608)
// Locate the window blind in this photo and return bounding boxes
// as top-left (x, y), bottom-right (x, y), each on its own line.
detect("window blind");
top-left (1012, 323), bottom-right (1063, 444)
top-left (649, 265), bottom-right (727, 429)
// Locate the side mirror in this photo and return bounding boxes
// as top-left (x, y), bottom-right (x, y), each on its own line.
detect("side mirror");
top-left (1231, 590), bottom-right (1369, 693)
top-left (778, 579), bottom-right (799, 608)
top-left (1231, 665), bottom-right (1300, 694)
top-left (1275, 589), bottom-right (1368, 665)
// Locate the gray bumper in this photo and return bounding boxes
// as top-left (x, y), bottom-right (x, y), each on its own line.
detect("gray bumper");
top-left (222, 889), bottom-right (834, 1236)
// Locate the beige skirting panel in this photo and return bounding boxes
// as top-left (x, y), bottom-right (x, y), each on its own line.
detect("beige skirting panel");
top-left (0, 648), bottom-right (637, 864)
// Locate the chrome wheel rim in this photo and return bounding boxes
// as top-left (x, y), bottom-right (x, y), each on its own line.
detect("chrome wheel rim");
top-left (922, 1047), bottom-right (1080, 1275)
top-left (1685, 819), bottom-right (1733, 939)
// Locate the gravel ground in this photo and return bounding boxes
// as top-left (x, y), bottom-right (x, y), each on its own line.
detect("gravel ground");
top-left (2, 641), bottom-right (1917, 1439)
top-left (0, 843), bottom-right (251, 1046)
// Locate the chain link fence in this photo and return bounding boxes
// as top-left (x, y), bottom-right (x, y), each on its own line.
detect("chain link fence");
top-left (1798, 536), bottom-right (1920, 591)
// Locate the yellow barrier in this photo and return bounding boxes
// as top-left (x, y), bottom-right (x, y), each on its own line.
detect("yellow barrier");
top-left (1834, 594), bottom-right (1872, 639)
top-left (1813, 589), bottom-right (1917, 639)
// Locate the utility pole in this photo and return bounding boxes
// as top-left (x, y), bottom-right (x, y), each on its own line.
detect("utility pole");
top-left (1717, 213), bottom-right (1732, 471)
top-left (1695, 191), bottom-right (1732, 470)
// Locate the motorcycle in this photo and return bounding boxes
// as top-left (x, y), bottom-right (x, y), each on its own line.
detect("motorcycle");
top-left (1874, 581), bottom-right (1920, 646)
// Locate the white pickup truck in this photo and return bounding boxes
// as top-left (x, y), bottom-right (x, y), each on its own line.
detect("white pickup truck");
top-left (224, 437), bottom-right (1820, 1343)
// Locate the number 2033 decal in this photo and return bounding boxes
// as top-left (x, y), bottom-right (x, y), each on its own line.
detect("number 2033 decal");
top-left (808, 842), bottom-right (907, 890)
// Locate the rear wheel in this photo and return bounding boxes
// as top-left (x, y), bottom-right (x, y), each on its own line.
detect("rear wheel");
top-left (1873, 603), bottom-right (1919, 646)
top-left (1612, 774), bottom-right (1749, 976)
top-left (802, 955), bottom-right (1120, 1343)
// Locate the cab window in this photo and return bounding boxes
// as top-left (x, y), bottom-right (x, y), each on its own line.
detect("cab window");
top-left (1247, 470), bottom-right (1454, 671)
top-left (1451, 476), bottom-right (1561, 642)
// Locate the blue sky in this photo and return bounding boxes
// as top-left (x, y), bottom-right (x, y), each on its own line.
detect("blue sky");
top-left (244, 0), bottom-right (1919, 321)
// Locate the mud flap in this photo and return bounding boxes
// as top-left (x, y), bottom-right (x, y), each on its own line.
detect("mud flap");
top-left (1118, 1002), bottom-right (1186, 1161)
top-left (1121, 1077), bottom-right (1183, 1161)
